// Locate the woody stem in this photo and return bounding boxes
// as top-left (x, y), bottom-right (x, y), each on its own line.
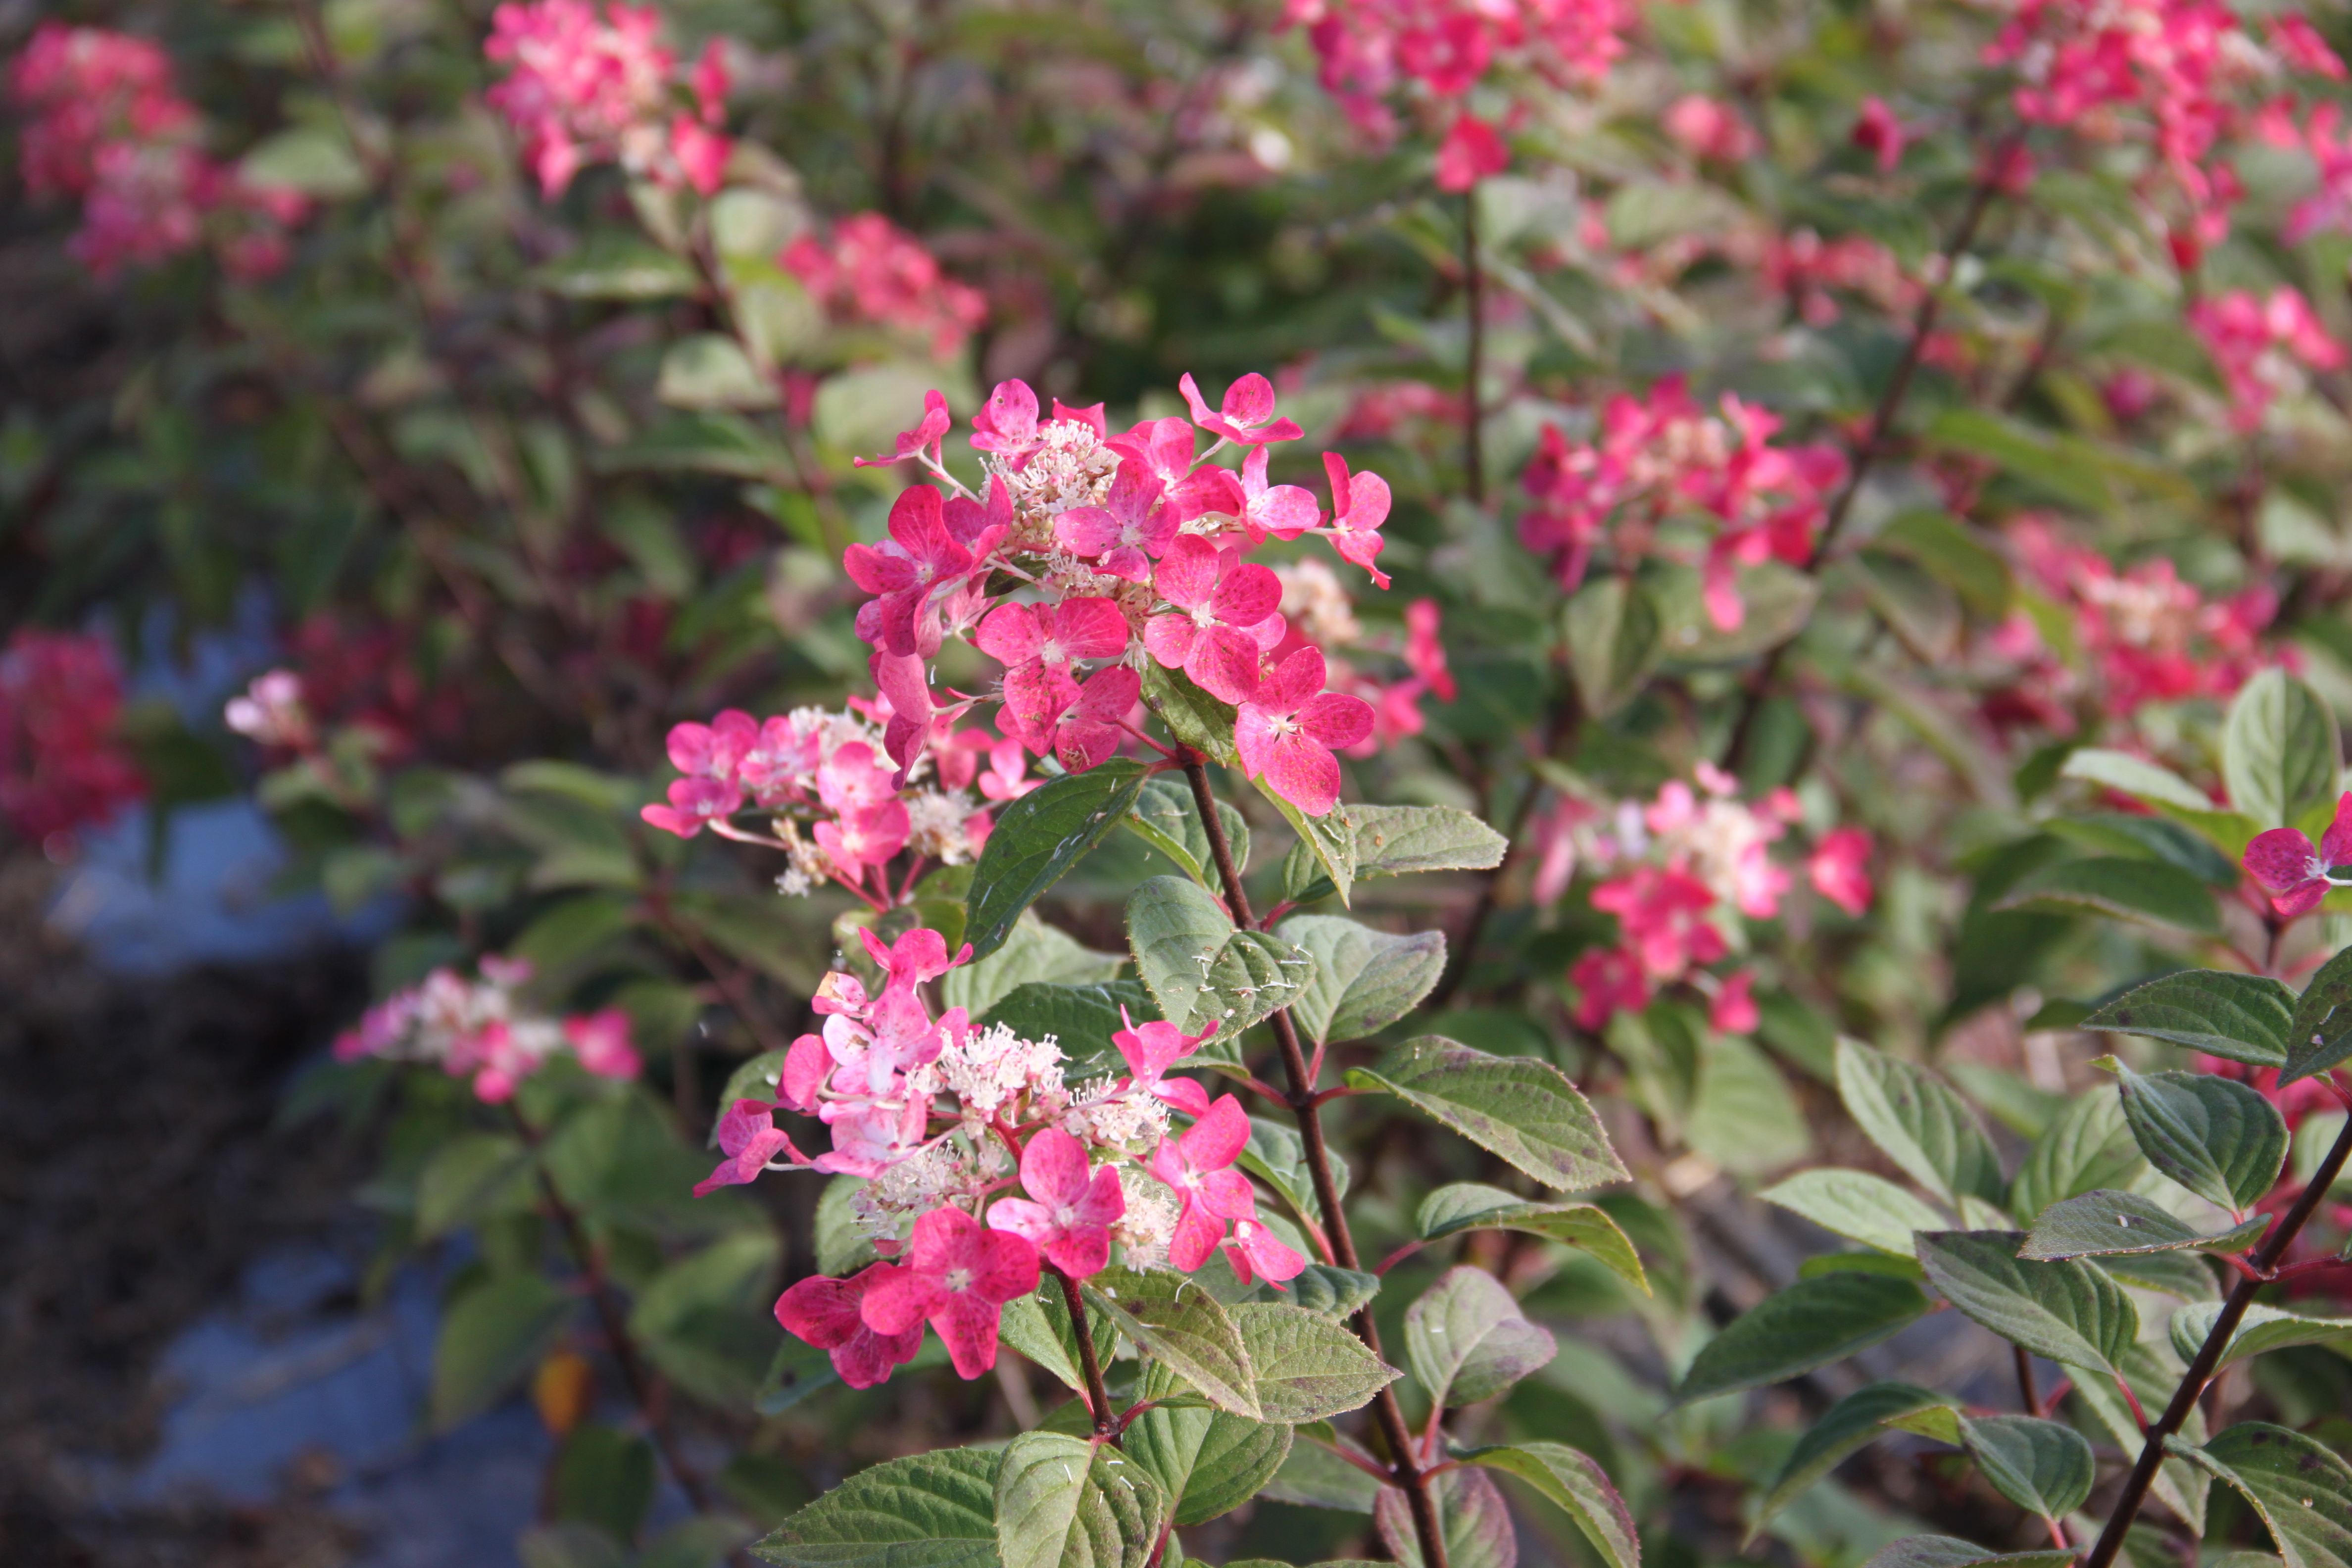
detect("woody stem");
top-left (1178, 753), bottom-right (1452, 1568)
top-left (1053, 1266), bottom-right (1119, 1443)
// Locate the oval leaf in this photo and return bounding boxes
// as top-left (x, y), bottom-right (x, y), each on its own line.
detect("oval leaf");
top-left (1674, 1272), bottom-right (1929, 1404)
top-left (1914, 1230), bottom-right (2137, 1375)
top-left (967, 761), bottom-right (1153, 961)
top-left (2116, 1064), bottom-right (2289, 1213)
top-left (1347, 1036), bottom-right (1629, 1191)
top-left (2083, 971), bottom-right (2294, 1069)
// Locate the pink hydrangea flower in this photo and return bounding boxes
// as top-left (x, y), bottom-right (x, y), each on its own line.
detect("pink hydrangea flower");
top-left (854, 389), bottom-right (954, 470)
top-left (1236, 446), bottom-right (1323, 543)
top-left (1570, 946), bottom-right (1650, 1030)
top-left (1143, 537), bottom-right (1285, 704)
top-left (781, 214), bottom-right (986, 358)
top-left (1224, 1215), bottom-right (1310, 1288)
top-left (640, 775), bottom-right (743, 837)
top-left (1052, 666), bottom-right (1141, 774)
top-left (987, 1127), bottom-right (1126, 1279)
top-left (1435, 112), bottom-right (1509, 191)
top-left (845, 485), bottom-right (999, 658)
top-left (2244, 792), bottom-right (2352, 918)
top-left (1322, 452), bottom-right (1393, 588)
top-left (970, 379), bottom-right (1043, 463)
top-left (1709, 970), bottom-right (1760, 1034)
top-left (973, 597), bottom-right (1131, 751)
top-left (564, 1009), bottom-right (642, 1079)
top-left (1112, 1010), bottom-right (1217, 1119)
top-left (1235, 647), bottom-right (1374, 818)
top-left (694, 1097), bottom-right (800, 1196)
top-left (1054, 460), bottom-right (1177, 583)
top-left (1592, 866), bottom-right (1727, 979)
top-left (1808, 828), bottom-right (1874, 916)
top-left (1851, 96), bottom-right (1906, 171)
top-left (2189, 287), bottom-right (2348, 432)
top-left (1144, 1094), bottom-right (1258, 1271)
top-left (1179, 372), bottom-right (1304, 446)
top-left (859, 1206), bottom-right (1042, 1378)
top-left (1665, 95), bottom-right (1759, 161)
top-left (775, 1264), bottom-right (926, 1389)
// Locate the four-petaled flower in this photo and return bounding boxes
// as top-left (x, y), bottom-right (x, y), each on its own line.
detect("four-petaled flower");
top-left (1322, 452), bottom-right (1393, 588)
top-left (1179, 371), bottom-right (1303, 446)
top-left (1052, 665), bottom-right (1140, 774)
top-left (1143, 536), bottom-right (1283, 704)
top-left (972, 597), bottom-right (1131, 752)
top-left (775, 1264), bottom-right (925, 1389)
top-left (1223, 1214), bottom-right (1309, 1289)
top-left (1808, 828), bottom-right (1874, 916)
top-left (1144, 1093), bottom-right (1259, 1271)
top-left (1235, 646), bottom-right (1375, 817)
top-left (987, 1127), bottom-right (1126, 1279)
top-left (2245, 791), bottom-right (2352, 917)
top-left (845, 485), bottom-right (990, 657)
top-left (694, 1096), bottom-right (799, 1196)
top-left (1054, 459), bottom-right (1176, 583)
top-left (1112, 1009), bottom-right (1216, 1118)
top-left (860, 1206), bottom-right (1042, 1378)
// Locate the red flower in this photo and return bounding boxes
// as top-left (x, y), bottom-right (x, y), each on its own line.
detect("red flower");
top-left (1435, 113), bottom-right (1508, 192)
top-left (859, 1207), bottom-right (1041, 1378)
top-left (2245, 792), bottom-right (2352, 918)
top-left (1054, 459), bottom-right (1176, 583)
top-left (1144, 1094), bottom-right (1259, 1272)
top-left (1178, 372), bottom-right (1303, 447)
top-left (1143, 536), bottom-right (1284, 704)
top-left (1112, 1009), bottom-right (1216, 1118)
top-left (1808, 828), bottom-right (1875, 916)
top-left (775, 1264), bottom-right (926, 1389)
top-left (1235, 646), bottom-right (1374, 818)
top-left (986, 1128), bottom-right (1125, 1279)
top-left (1052, 665), bottom-right (1140, 774)
top-left (972, 597), bottom-right (1131, 751)
top-left (1322, 452), bottom-right (1393, 588)
top-left (694, 1097), bottom-right (799, 1196)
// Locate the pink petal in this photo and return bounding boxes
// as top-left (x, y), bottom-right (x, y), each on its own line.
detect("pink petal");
top-left (1154, 534), bottom-right (1222, 609)
top-left (1097, 545), bottom-right (1154, 583)
top-left (2245, 827), bottom-right (2324, 892)
top-left (1050, 598), bottom-right (1133, 661)
top-left (1186, 625), bottom-right (1266, 705)
top-left (775, 1274), bottom-right (865, 1347)
top-left (1155, 1077), bottom-right (1213, 1119)
top-left (1195, 1168), bottom-right (1258, 1221)
top-left (1211, 562), bottom-right (1283, 627)
top-left (932, 1289), bottom-right (1004, 1378)
top-left (1054, 505), bottom-right (1123, 557)
top-left (974, 1229), bottom-right (1041, 1301)
top-left (985, 1196), bottom-right (1056, 1248)
top-left (1233, 704), bottom-right (1283, 781)
top-left (1044, 1226), bottom-right (1110, 1280)
top-left (1266, 733), bottom-right (1342, 817)
top-left (1020, 1127), bottom-right (1091, 1208)
top-left (1267, 645), bottom-right (1327, 713)
top-left (974, 603), bottom-right (1042, 666)
top-left (1222, 372), bottom-right (1276, 428)
top-left (1297, 690), bottom-right (1374, 749)
top-left (1226, 1217), bottom-right (1308, 1286)
top-left (1168, 1203), bottom-right (1226, 1272)
top-left (1143, 614), bottom-right (1200, 671)
top-left (781, 1033), bottom-right (830, 1111)
top-left (1078, 1164), bottom-right (1128, 1227)
top-left (1185, 1094), bottom-right (1251, 1169)
top-left (858, 1264), bottom-right (939, 1337)
top-left (1177, 373), bottom-right (1219, 431)
top-left (2320, 791), bottom-right (2352, 865)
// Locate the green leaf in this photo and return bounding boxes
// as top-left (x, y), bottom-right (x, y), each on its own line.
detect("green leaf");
top-left (1416, 1182), bottom-right (1649, 1295)
top-left (2083, 971), bottom-right (2295, 1069)
top-left (1238, 1115), bottom-right (1349, 1228)
top-left (997, 1284), bottom-right (1121, 1398)
top-left (1862, 1537), bottom-right (2076, 1568)
top-left (1375, 1465), bottom-right (1517, 1568)
top-left (1963, 1415), bottom-right (2096, 1518)
top-left (1913, 1230), bottom-right (2137, 1374)
top-left (2047, 814), bottom-right (2242, 885)
top-left (1344, 805), bottom-right (1510, 879)
top-left (2008, 1090), bottom-right (2147, 1224)
top-left (1081, 1266), bottom-right (1260, 1419)
top-left (1565, 576), bottom-right (1665, 719)
top-left (1122, 1402), bottom-right (1291, 1527)
top-left (1673, 1272), bottom-right (1929, 1404)
top-left (1995, 855), bottom-right (2221, 934)
top-left (2224, 671), bottom-right (2342, 833)
top-left (1262, 784), bottom-right (1360, 907)
top-left (533, 235), bottom-right (700, 300)
top-left (1873, 509), bottom-right (2013, 620)
top-left (1405, 1267), bottom-right (1557, 1409)
top-left (980, 981), bottom-right (1158, 1072)
top-left (1457, 1442), bottom-right (1641, 1568)
top-left (752, 1448), bottom-right (1001, 1568)
top-left (2058, 749), bottom-right (2255, 851)
top-left (1126, 877), bottom-right (1317, 1044)
top-left (2074, 1339), bottom-right (2209, 1530)
top-left (1761, 1169), bottom-right (1951, 1258)
top-left (1122, 777), bottom-right (1251, 889)
top-left (1834, 1040), bottom-right (2007, 1209)
top-left (1283, 1264), bottom-right (1381, 1320)
top-left (1276, 916), bottom-right (1446, 1046)
top-left (599, 411), bottom-right (791, 481)
top-left (1750, 1384), bottom-right (1954, 1542)
top-left (1232, 1301), bottom-right (1400, 1420)
top-left (239, 125), bottom-right (368, 196)
top-left (993, 1431), bottom-right (1164, 1568)
top-left (1139, 662), bottom-right (1241, 769)
top-left (2170, 1303), bottom-right (2352, 1368)
top-left (2022, 1190), bottom-right (2268, 1260)
top-left (1261, 1432), bottom-right (1383, 1511)
top-left (966, 760), bottom-right (1154, 961)
top-left (940, 916), bottom-right (1125, 1022)
top-left (2116, 1064), bottom-right (2289, 1212)
top-left (1347, 1036), bottom-right (1629, 1190)
top-left (431, 1271), bottom-right (578, 1430)
top-left (1929, 408), bottom-right (2113, 512)
top-left (2174, 1423), bottom-right (2352, 1568)
top-left (658, 334), bottom-right (778, 410)
top-left (415, 1132), bottom-right (536, 1239)
top-left (2284, 946), bottom-right (2352, 1086)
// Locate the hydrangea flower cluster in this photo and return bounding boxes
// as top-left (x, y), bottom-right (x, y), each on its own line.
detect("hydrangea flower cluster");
top-left (334, 956), bottom-right (641, 1103)
top-left (781, 213), bottom-right (988, 360)
top-left (703, 930), bottom-right (1307, 1387)
top-left (0, 629), bottom-right (146, 850)
top-left (1518, 377), bottom-right (1848, 630)
top-left (1284, 0), bottom-right (1638, 190)
top-left (2245, 791), bottom-right (2352, 919)
top-left (1531, 765), bottom-right (1874, 1030)
top-left (2186, 287), bottom-right (2348, 433)
top-left (6, 23), bottom-right (309, 279)
top-left (1975, 517), bottom-right (2276, 732)
top-left (1982, 0), bottom-right (2344, 260)
top-left (639, 702), bottom-right (1025, 905)
top-left (483, 0), bottom-right (731, 198)
top-left (847, 374), bottom-right (1391, 817)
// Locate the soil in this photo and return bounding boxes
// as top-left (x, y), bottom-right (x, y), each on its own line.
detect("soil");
top-left (0, 855), bottom-right (373, 1567)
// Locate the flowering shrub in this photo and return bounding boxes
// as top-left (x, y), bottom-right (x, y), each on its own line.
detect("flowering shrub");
top-left (11, 0), bottom-right (2352, 1566)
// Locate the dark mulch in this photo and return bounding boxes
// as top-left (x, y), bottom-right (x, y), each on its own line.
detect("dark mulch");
top-left (0, 856), bottom-right (372, 1567)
